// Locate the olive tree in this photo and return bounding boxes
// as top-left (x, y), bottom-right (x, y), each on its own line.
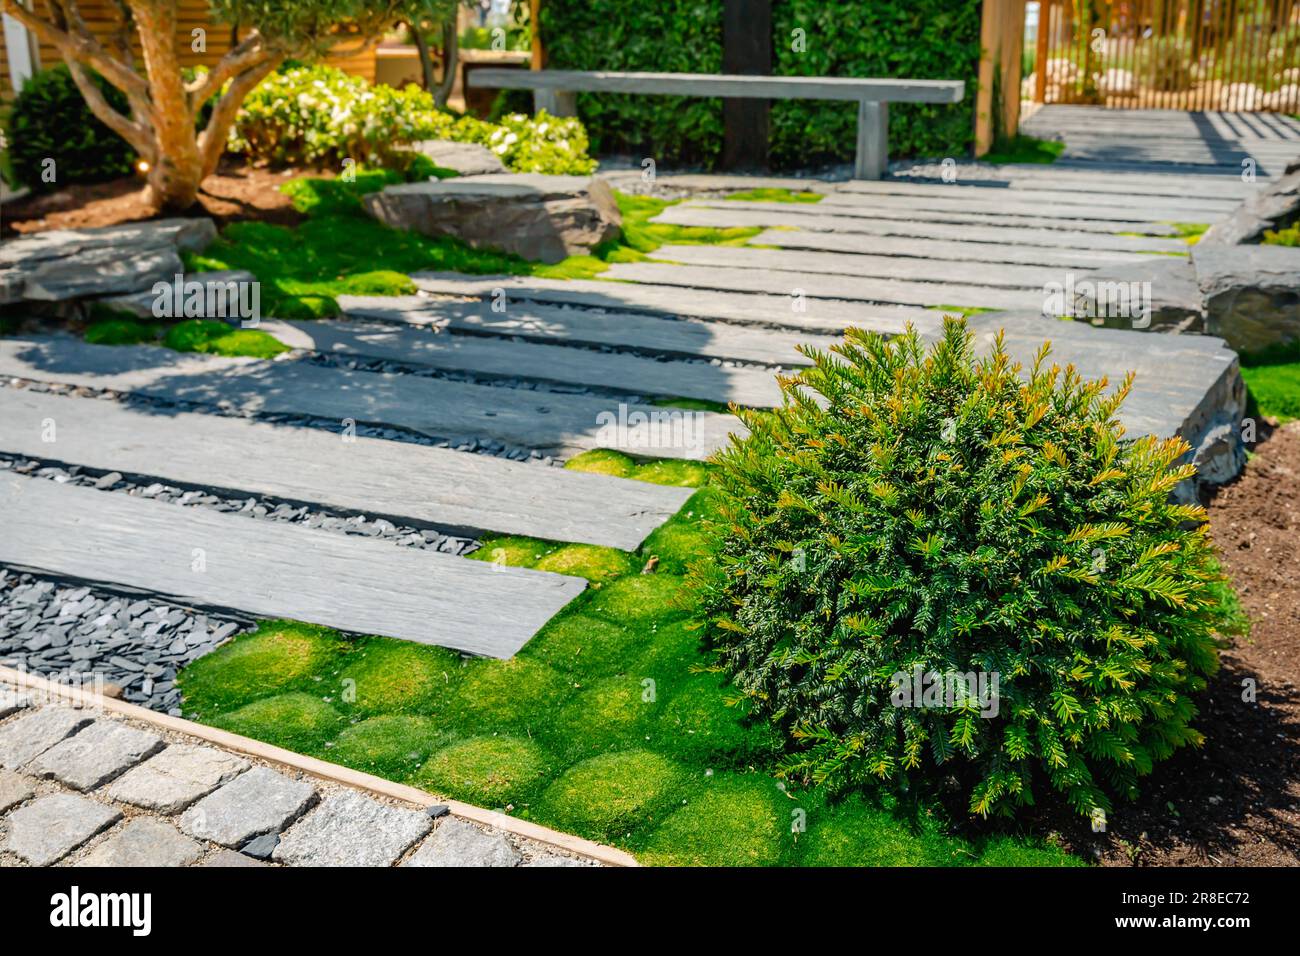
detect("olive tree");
top-left (0, 0), bottom-right (455, 211)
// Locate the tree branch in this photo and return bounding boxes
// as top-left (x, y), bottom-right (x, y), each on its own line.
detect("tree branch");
top-left (65, 60), bottom-right (154, 158)
top-left (197, 52), bottom-right (284, 178)
top-left (186, 30), bottom-right (272, 107)
top-left (2, 0), bottom-right (150, 102)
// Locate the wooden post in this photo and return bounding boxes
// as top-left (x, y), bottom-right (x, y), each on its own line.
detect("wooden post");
top-left (722, 0), bottom-right (771, 171)
top-left (854, 100), bottom-right (888, 179)
top-left (975, 0), bottom-right (1026, 156)
top-left (1033, 0), bottom-right (1050, 102)
top-left (529, 0), bottom-right (543, 70)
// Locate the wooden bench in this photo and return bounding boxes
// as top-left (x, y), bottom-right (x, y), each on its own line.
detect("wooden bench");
top-left (466, 69), bottom-right (965, 179)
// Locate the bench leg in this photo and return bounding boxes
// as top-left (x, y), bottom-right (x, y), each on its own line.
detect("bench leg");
top-left (854, 101), bottom-right (888, 179)
top-left (534, 89), bottom-right (578, 117)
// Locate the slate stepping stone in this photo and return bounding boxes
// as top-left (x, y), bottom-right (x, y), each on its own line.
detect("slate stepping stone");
top-left (25, 720), bottom-right (165, 790)
top-left (104, 744), bottom-right (250, 814)
top-left (0, 768), bottom-right (36, 814)
top-left (0, 706), bottom-right (93, 770)
top-left (0, 688), bottom-right (31, 719)
top-left (75, 818), bottom-right (202, 868)
top-left (179, 766), bottom-right (317, 848)
top-left (273, 791), bottom-right (432, 867)
top-left (402, 819), bottom-right (521, 867)
top-left (4, 792), bottom-right (122, 866)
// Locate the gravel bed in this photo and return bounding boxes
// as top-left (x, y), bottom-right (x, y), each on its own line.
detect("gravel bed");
top-left (0, 453), bottom-right (480, 558)
top-left (1, 377), bottom-right (562, 465)
top-left (0, 569), bottom-right (249, 715)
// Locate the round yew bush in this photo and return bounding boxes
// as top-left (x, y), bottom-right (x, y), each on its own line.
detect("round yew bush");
top-left (693, 318), bottom-right (1235, 818)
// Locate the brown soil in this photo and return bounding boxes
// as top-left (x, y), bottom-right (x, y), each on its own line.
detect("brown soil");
top-left (1, 162), bottom-right (311, 236)
top-left (1049, 422), bottom-right (1300, 866)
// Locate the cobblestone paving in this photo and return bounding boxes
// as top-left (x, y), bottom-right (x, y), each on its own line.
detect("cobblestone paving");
top-left (0, 683), bottom-right (601, 868)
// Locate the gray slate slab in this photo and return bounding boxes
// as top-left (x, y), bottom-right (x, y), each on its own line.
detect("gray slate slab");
top-left (812, 189), bottom-right (1230, 224)
top-left (651, 204), bottom-right (1189, 253)
top-left (75, 817), bottom-right (203, 867)
top-left (0, 472), bottom-right (586, 659)
top-left (1192, 242), bottom-right (1300, 353)
top-left (0, 768), bottom-right (35, 813)
top-left (104, 745), bottom-right (251, 814)
top-left (335, 294), bottom-right (840, 366)
top-left (0, 336), bottom-right (740, 460)
top-left (0, 705), bottom-right (93, 770)
top-left (272, 791), bottom-right (432, 867)
top-left (200, 848), bottom-right (269, 867)
top-left (403, 818), bottom-right (521, 867)
top-left (410, 140), bottom-right (507, 176)
top-left (411, 272), bottom-right (941, 335)
top-left (268, 318), bottom-right (787, 407)
top-left (651, 243), bottom-right (1061, 290)
top-left (601, 261), bottom-right (1043, 311)
top-left (25, 719), bottom-right (165, 790)
top-left (750, 228), bottom-right (1155, 270)
top-left (179, 766), bottom-right (317, 848)
top-left (0, 688), bottom-right (31, 719)
top-left (4, 792), bottom-right (122, 865)
top-left (0, 388), bottom-right (694, 551)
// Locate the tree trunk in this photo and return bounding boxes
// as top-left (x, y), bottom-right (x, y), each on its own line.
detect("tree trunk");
top-left (413, 28), bottom-right (438, 92)
top-left (133, 0), bottom-right (203, 212)
top-left (435, 20), bottom-right (458, 109)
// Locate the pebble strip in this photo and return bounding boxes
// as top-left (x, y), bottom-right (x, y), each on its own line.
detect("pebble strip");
top-left (0, 454), bottom-right (480, 558)
top-left (0, 570), bottom-right (249, 715)
top-left (0, 690), bottom-right (603, 868)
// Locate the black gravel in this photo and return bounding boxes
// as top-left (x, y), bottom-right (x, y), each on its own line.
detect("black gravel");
top-left (0, 568), bottom-right (249, 715)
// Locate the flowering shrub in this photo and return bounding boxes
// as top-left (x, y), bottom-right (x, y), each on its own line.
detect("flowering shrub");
top-left (693, 317), bottom-right (1237, 820)
top-left (229, 65), bottom-right (595, 174)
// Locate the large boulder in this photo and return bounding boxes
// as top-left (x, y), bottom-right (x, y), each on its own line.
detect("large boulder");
top-left (1192, 243), bottom-right (1300, 354)
top-left (1200, 159), bottom-right (1300, 245)
top-left (362, 174), bottom-right (621, 264)
top-left (1062, 256), bottom-right (1204, 333)
top-left (0, 218), bottom-right (216, 305)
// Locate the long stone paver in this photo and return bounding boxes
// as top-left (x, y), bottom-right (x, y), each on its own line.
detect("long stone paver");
top-left (0, 705), bottom-right (93, 770)
top-left (25, 718), bottom-right (164, 790)
top-left (0, 685), bottom-right (613, 868)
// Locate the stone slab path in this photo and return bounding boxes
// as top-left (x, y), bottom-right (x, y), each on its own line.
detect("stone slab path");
top-left (0, 388), bottom-right (692, 551)
top-left (0, 683), bottom-right (610, 867)
top-left (0, 472), bottom-right (586, 659)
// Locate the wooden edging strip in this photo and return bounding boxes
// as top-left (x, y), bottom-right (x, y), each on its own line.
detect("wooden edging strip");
top-left (0, 664), bottom-right (639, 868)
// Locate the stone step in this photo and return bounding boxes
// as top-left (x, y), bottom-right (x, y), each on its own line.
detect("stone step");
top-left (812, 190), bottom-right (1230, 224)
top-left (0, 388), bottom-right (692, 551)
top-left (600, 261), bottom-right (1045, 312)
top-left (265, 317), bottom-right (787, 407)
top-left (651, 243), bottom-right (1062, 290)
top-left (335, 294), bottom-right (843, 366)
top-left (0, 472), bottom-right (586, 658)
top-left (410, 272), bottom-right (943, 335)
top-left (0, 336), bottom-right (741, 461)
top-left (650, 204), bottom-right (1189, 253)
top-left (832, 179), bottom-right (1241, 215)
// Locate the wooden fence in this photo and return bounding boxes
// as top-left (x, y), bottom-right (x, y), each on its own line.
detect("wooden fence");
top-left (1031, 0), bottom-right (1300, 111)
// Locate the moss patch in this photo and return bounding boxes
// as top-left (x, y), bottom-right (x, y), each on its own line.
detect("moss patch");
top-left (722, 187), bottom-right (822, 203)
top-left (551, 675), bottom-right (654, 754)
top-left (163, 319), bottom-right (289, 358)
top-left (564, 449), bottom-right (636, 478)
top-left (450, 658), bottom-right (570, 728)
top-left (336, 639), bottom-right (463, 716)
top-left (177, 621), bottom-right (338, 716)
top-left (213, 692), bottom-right (344, 751)
top-left (540, 751), bottom-right (688, 840)
top-left (328, 715), bottom-right (444, 779)
top-left (630, 459), bottom-right (712, 487)
top-left (534, 544), bottom-right (636, 582)
top-left (521, 613), bottom-right (653, 676)
top-left (795, 794), bottom-right (948, 867)
top-left (639, 774), bottom-right (788, 866)
top-left (84, 318), bottom-right (160, 346)
top-left (638, 488), bottom-right (719, 574)
top-left (415, 735), bottom-right (552, 807)
top-left (465, 535), bottom-right (557, 569)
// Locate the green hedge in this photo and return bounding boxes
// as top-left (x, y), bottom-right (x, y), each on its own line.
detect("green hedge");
top-left (541, 0), bottom-right (980, 168)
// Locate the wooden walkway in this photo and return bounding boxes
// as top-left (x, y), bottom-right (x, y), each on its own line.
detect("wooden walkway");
top-left (0, 130), bottom-right (1263, 657)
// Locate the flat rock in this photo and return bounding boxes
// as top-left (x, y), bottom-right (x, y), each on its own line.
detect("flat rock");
top-left (1193, 243), bottom-right (1300, 352)
top-left (0, 768), bottom-right (36, 813)
top-left (363, 173), bottom-right (621, 264)
top-left (4, 792), bottom-right (122, 866)
top-left (100, 270), bottom-right (259, 319)
top-left (410, 139), bottom-right (507, 176)
top-left (105, 744), bottom-right (250, 813)
top-left (1201, 160), bottom-right (1300, 245)
top-left (0, 218), bottom-right (216, 270)
top-left (0, 705), bottom-right (93, 770)
top-left (75, 817), bottom-right (202, 867)
top-left (1067, 256), bottom-right (1204, 332)
top-left (179, 766), bottom-right (317, 847)
top-left (402, 819), bottom-right (521, 867)
top-left (272, 791), bottom-right (432, 867)
top-left (25, 719), bottom-right (164, 790)
top-left (21, 244), bottom-right (183, 302)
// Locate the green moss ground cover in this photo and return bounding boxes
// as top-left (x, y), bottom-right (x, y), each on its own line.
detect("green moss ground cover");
top-left (722, 187), bottom-right (822, 203)
top-left (981, 134), bottom-right (1064, 165)
top-left (82, 312), bottom-right (289, 359)
top-left (178, 456), bottom-right (1076, 866)
top-left (1241, 340), bottom-right (1300, 424)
